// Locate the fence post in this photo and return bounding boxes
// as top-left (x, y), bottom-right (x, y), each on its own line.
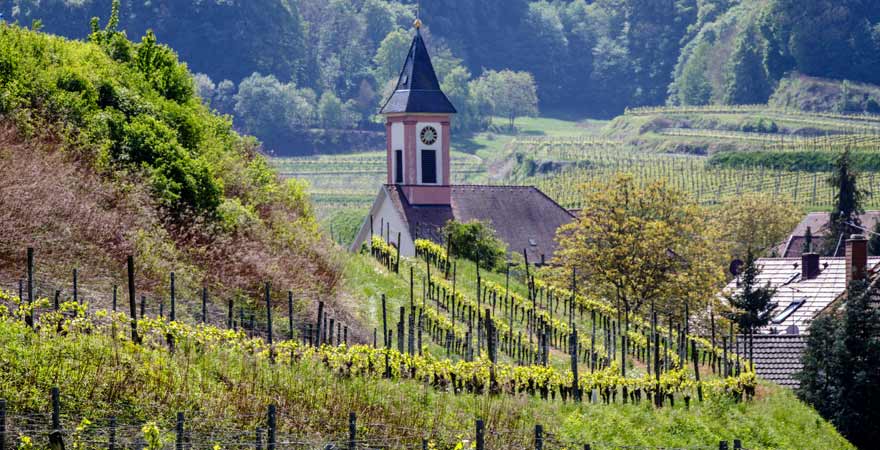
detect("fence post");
top-left (202, 288), bottom-right (207, 324)
top-left (112, 285), bottom-right (117, 312)
top-left (108, 416), bottom-right (116, 450)
top-left (692, 340), bottom-right (703, 402)
top-left (0, 398), bottom-right (5, 450)
top-left (534, 424), bottom-right (543, 450)
top-left (267, 405), bottom-right (276, 450)
top-left (26, 247), bottom-right (34, 327)
top-left (348, 412), bottom-right (356, 450)
top-left (256, 427), bottom-right (263, 450)
top-left (475, 419), bottom-right (484, 450)
top-left (54, 290), bottom-right (60, 312)
top-left (571, 327), bottom-right (580, 402)
top-left (175, 412), bottom-right (184, 450)
top-left (169, 272), bottom-right (176, 321)
top-left (127, 256), bottom-right (139, 343)
top-left (733, 439), bottom-right (742, 449)
top-left (228, 299), bottom-right (234, 329)
top-left (316, 301), bottom-right (325, 346)
top-left (72, 268), bottom-right (78, 304)
top-left (584, 445), bottom-right (590, 450)
top-left (265, 283), bottom-right (274, 362)
top-left (381, 294), bottom-right (388, 347)
top-left (49, 387), bottom-right (63, 450)
top-left (288, 291), bottom-right (294, 340)
top-left (719, 441), bottom-right (728, 450)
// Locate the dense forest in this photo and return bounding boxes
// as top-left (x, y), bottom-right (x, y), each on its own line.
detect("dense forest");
top-left (8, 0), bottom-right (880, 153)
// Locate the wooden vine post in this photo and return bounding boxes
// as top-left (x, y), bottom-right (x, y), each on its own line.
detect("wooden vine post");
top-left (127, 255), bottom-right (140, 344)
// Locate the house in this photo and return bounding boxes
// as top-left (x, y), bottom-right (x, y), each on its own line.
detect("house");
top-left (350, 22), bottom-right (575, 262)
top-left (776, 211), bottom-right (880, 257)
top-left (726, 234), bottom-right (877, 387)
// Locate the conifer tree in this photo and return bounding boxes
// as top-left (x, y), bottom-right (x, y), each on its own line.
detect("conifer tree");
top-left (726, 249), bottom-right (775, 362)
top-left (823, 148), bottom-right (867, 255)
top-left (798, 276), bottom-right (880, 448)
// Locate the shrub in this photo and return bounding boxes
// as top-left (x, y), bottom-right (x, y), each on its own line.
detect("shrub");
top-left (443, 219), bottom-right (507, 271)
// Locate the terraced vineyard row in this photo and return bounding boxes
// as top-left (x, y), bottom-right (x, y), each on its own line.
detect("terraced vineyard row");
top-left (625, 105), bottom-right (880, 125)
top-left (272, 151), bottom-right (486, 220)
top-left (506, 140), bottom-right (880, 210)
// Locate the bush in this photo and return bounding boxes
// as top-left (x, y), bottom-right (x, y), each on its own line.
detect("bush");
top-left (443, 220), bottom-right (507, 271)
top-left (739, 117), bottom-right (778, 133)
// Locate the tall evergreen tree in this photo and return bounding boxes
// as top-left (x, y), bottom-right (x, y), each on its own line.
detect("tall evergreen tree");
top-left (725, 249), bottom-right (775, 362)
top-left (798, 276), bottom-right (880, 448)
top-left (723, 24), bottom-right (772, 104)
top-left (823, 148), bottom-right (868, 255)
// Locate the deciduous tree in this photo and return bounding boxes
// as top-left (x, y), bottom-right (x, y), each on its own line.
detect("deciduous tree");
top-left (552, 173), bottom-right (724, 318)
top-left (471, 70), bottom-right (539, 130)
top-left (712, 193), bottom-right (801, 259)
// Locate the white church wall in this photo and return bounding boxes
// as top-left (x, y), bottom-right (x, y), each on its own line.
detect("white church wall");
top-left (350, 188), bottom-right (416, 257)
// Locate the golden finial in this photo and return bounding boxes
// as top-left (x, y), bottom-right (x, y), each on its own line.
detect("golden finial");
top-left (414, 18), bottom-right (422, 29)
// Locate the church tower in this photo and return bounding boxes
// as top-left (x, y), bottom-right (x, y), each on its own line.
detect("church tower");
top-left (379, 20), bottom-right (456, 205)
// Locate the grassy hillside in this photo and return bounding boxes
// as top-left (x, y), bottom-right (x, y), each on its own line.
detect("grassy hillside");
top-left (0, 23), bottom-right (351, 333)
top-left (0, 291), bottom-right (854, 449)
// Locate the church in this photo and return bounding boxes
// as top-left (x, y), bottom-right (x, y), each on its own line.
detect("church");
top-left (350, 21), bottom-right (575, 264)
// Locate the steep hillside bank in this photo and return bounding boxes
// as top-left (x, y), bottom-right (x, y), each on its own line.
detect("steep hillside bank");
top-left (0, 22), bottom-right (356, 335)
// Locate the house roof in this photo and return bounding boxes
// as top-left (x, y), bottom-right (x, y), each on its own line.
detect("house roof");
top-left (386, 184), bottom-right (576, 263)
top-left (722, 257), bottom-right (880, 334)
top-left (379, 28), bottom-right (457, 115)
top-left (779, 211), bottom-right (880, 257)
top-left (735, 335), bottom-right (807, 388)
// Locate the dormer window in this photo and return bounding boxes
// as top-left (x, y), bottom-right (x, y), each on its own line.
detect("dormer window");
top-left (771, 298), bottom-right (805, 324)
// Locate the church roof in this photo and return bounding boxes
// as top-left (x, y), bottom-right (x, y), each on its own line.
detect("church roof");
top-left (379, 29), bottom-right (457, 115)
top-left (385, 185), bottom-right (575, 263)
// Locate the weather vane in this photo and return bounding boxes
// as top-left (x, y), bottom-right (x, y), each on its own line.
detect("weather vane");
top-left (414, 0), bottom-right (422, 29)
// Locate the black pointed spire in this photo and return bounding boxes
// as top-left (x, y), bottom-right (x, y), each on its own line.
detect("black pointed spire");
top-left (379, 26), bottom-right (457, 114)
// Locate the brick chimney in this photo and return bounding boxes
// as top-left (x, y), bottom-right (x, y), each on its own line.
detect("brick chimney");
top-left (801, 252), bottom-right (821, 280)
top-left (845, 234), bottom-right (868, 283)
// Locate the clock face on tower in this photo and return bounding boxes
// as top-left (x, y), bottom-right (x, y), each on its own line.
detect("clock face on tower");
top-left (420, 126), bottom-right (438, 146)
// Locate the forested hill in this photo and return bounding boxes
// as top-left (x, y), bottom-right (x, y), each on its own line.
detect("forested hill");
top-left (9, 0), bottom-right (880, 152)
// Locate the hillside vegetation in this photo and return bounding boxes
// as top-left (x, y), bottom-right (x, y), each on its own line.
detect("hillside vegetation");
top-left (0, 22), bottom-right (348, 330)
top-left (12, 0), bottom-right (880, 156)
top-left (0, 289), bottom-right (855, 449)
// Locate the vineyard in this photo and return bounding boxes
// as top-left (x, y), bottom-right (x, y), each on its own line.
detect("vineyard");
top-left (0, 245), bottom-right (855, 448)
top-left (505, 107), bottom-right (880, 210)
top-left (520, 150), bottom-right (880, 210)
top-left (272, 151), bottom-right (485, 220)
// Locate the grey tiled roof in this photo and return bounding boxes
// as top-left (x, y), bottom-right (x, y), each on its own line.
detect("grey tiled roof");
top-left (386, 185), bottom-right (575, 263)
top-left (721, 257), bottom-right (880, 334)
top-left (737, 335), bottom-right (807, 388)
